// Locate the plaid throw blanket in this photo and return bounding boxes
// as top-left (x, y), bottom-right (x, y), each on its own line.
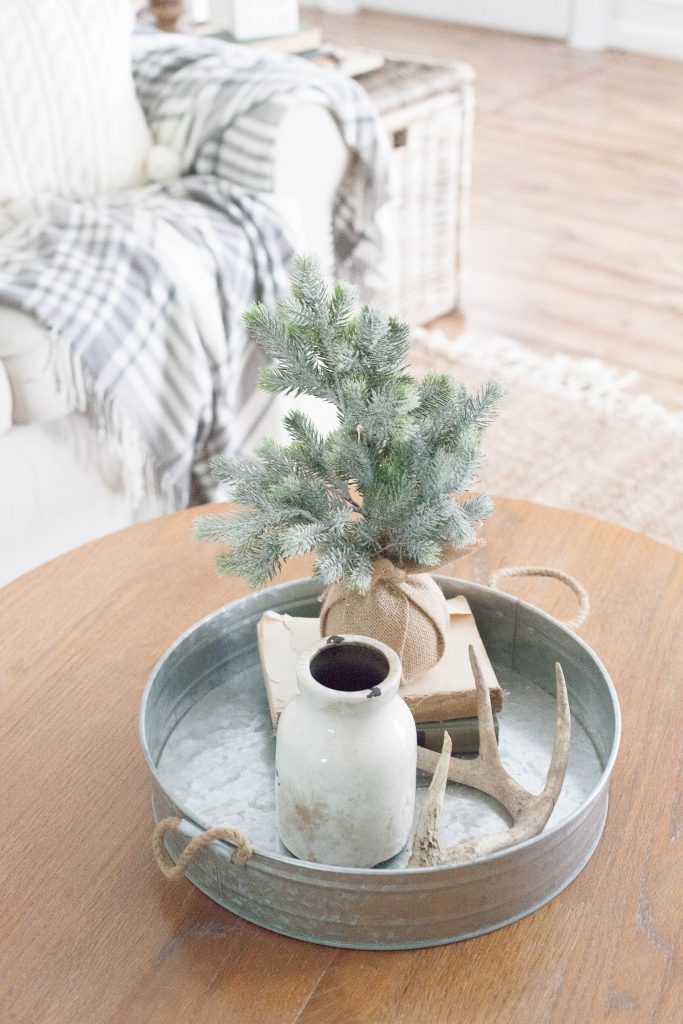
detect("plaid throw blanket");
top-left (0, 33), bottom-right (390, 510)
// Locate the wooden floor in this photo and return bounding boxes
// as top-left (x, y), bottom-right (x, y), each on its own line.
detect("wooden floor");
top-left (305, 8), bottom-right (683, 407)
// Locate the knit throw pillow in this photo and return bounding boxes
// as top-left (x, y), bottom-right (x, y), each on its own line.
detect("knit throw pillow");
top-left (0, 0), bottom-right (152, 206)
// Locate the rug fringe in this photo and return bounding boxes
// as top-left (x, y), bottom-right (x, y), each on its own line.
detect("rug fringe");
top-left (416, 330), bottom-right (683, 438)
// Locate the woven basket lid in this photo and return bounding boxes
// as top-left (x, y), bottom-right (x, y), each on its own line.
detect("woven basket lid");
top-left (357, 58), bottom-right (474, 116)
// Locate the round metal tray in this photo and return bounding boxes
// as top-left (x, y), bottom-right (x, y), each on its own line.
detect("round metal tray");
top-left (140, 576), bottom-right (620, 949)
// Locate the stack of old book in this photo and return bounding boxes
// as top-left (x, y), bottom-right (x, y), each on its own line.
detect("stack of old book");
top-left (196, 22), bottom-right (323, 54)
top-left (257, 595), bottom-right (502, 759)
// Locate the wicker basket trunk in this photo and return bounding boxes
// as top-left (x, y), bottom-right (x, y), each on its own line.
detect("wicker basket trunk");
top-left (358, 59), bottom-right (475, 326)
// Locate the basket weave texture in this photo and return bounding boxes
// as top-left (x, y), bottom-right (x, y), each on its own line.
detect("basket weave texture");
top-left (359, 59), bottom-right (475, 326)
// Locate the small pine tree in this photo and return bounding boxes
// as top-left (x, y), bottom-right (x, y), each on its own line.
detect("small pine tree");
top-left (194, 256), bottom-right (503, 594)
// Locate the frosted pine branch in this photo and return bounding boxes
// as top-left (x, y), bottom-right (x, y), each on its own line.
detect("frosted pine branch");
top-left (195, 256), bottom-right (504, 592)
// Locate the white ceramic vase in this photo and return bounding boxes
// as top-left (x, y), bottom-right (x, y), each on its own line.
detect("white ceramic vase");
top-left (276, 634), bottom-right (417, 867)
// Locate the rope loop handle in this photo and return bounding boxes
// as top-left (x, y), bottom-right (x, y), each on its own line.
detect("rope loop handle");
top-left (489, 566), bottom-right (590, 630)
top-left (153, 816), bottom-right (254, 880)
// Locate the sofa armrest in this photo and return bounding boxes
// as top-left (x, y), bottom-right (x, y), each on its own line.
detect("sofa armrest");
top-left (0, 308), bottom-right (74, 429)
top-left (132, 34), bottom-right (351, 269)
top-left (132, 34), bottom-right (349, 193)
top-left (132, 32), bottom-right (390, 289)
top-left (271, 104), bottom-right (349, 274)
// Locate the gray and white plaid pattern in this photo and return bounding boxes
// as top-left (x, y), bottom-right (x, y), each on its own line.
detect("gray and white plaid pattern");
top-left (132, 34), bottom-right (390, 280)
top-left (0, 35), bottom-right (389, 510)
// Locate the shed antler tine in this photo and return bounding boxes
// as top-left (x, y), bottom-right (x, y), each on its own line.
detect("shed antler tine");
top-left (409, 731), bottom-right (452, 868)
top-left (411, 657), bottom-right (572, 868)
top-left (468, 645), bottom-right (499, 761)
top-left (542, 662), bottom-right (572, 799)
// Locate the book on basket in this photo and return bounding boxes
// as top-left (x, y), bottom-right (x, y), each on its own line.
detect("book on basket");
top-left (257, 595), bottom-right (503, 728)
top-left (195, 22), bottom-right (323, 54)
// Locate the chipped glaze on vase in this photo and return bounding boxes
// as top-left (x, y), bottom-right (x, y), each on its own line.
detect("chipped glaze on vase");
top-left (275, 634), bottom-right (417, 868)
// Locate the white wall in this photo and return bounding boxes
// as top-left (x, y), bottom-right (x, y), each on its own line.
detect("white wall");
top-left (310, 0), bottom-right (683, 58)
top-left (322, 1), bottom-right (571, 38)
top-left (608, 0), bottom-right (683, 59)
top-left (571, 0), bottom-right (683, 57)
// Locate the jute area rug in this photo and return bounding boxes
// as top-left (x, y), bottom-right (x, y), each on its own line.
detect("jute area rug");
top-left (410, 330), bottom-right (683, 552)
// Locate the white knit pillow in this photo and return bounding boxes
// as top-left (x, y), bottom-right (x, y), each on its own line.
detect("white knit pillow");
top-left (0, 0), bottom-right (152, 205)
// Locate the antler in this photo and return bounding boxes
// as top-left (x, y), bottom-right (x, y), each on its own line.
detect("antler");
top-left (409, 646), bottom-right (571, 867)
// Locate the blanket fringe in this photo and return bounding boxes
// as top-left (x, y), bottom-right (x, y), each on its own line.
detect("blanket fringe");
top-left (46, 324), bottom-right (682, 518)
top-left (51, 328), bottom-right (173, 514)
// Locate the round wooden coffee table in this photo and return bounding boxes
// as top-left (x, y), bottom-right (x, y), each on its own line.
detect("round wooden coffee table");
top-left (1, 499), bottom-right (680, 1023)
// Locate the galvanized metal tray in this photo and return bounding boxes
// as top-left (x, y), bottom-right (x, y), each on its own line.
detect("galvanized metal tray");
top-left (140, 576), bottom-right (620, 949)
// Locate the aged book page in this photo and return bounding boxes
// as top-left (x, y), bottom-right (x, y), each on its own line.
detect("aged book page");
top-left (258, 595), bottom-right (502, 726)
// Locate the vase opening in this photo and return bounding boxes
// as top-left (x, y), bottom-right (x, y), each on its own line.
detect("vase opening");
top-left (310, 642), bottom-right (390, 693)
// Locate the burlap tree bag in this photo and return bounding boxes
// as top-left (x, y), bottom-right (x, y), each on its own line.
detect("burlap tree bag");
top-left (319, 557), bottom-right (449, 682)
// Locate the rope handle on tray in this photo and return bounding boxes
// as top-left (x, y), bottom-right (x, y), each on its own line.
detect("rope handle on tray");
top-left (489, 566), bottom-right (590, 630)
top-left (153, 816), bottom-right (254, 880)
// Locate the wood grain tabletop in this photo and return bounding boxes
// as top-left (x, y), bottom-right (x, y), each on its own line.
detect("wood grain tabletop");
top-left (1, 498), bottom-right (680, 1024)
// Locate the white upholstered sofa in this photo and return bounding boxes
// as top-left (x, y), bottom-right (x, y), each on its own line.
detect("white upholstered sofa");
top-left (0, 10), bottom-right (349, 586)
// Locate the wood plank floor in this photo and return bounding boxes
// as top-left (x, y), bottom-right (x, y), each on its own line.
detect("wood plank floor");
top-left (304, 8), bottom-right (683, 406)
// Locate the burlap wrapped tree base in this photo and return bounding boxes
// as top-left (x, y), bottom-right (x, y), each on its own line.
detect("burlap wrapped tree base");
top-left (320, 558), bottom-right (449, 682)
